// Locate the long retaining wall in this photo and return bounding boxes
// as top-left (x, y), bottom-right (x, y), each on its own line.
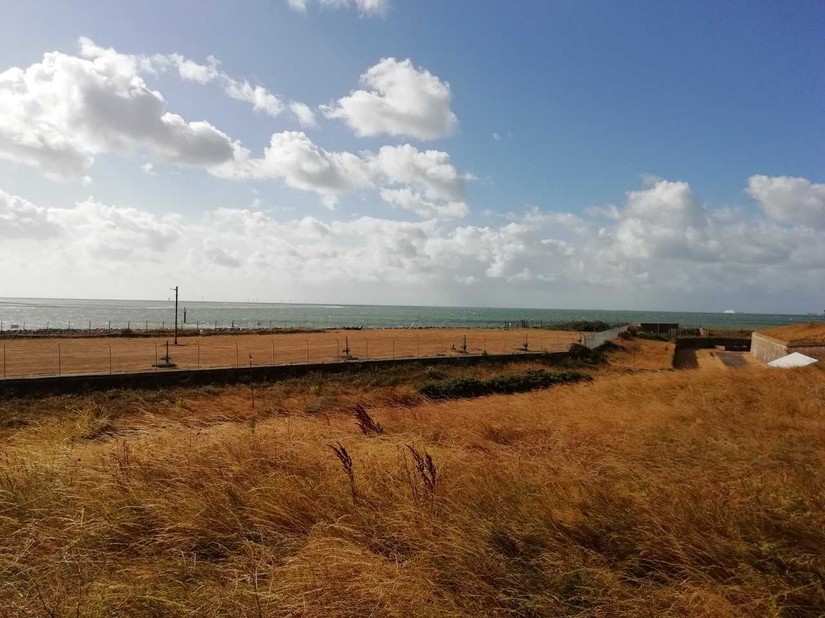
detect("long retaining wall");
top-left (0, 351), bottom-right (570, 397)
top-left (581, 324), bottom-right (629, 349)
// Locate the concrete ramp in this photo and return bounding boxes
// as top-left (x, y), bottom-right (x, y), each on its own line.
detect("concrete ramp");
top-left (768, 352), bottom-right (818, 368)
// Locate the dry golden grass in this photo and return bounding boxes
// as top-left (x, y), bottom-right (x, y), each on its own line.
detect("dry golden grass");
top-left (604, 338), bottom-right (675, 370)
top-left (759, 322), bottom-right (825, 343)
top-left (0, 328), bottom-right (579, 378)
top-left (1, 361), bottom-right (824, 616)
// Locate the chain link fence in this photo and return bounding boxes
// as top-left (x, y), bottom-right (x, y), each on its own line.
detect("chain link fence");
top-left (1, 325), bottom-right (630, 379)
top-left (0, 330), bottom-right (593, 379)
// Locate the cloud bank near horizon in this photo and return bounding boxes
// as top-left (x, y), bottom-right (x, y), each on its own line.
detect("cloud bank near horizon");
top-left (2, 175), bottom-right (823, 312)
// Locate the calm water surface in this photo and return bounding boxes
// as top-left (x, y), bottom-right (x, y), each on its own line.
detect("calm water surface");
top-left (1, 298), bottom-right (823, 331)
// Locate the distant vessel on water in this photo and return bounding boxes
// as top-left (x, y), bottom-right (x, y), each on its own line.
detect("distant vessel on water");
top-left (723, 309), bottom-right (736, 314)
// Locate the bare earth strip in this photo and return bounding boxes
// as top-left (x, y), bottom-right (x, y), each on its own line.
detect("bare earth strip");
top-left (0, 328), bottom-right (581, 378)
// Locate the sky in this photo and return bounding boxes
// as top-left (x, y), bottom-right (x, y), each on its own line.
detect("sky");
top-left (0, 0), bottom-right (823, 313)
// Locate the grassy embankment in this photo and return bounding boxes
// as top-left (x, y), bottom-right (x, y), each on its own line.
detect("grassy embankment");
top-left (1, 344), bottom-right (823, 616)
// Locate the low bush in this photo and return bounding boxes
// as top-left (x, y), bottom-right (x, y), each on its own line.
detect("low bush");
top-left (420, 369), bottom-right (590, 400)
top-left (550, 320), bottom-right (612, 332)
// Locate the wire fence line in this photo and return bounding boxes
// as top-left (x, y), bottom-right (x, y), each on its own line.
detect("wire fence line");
top-left (0, 329), bottom-right (612, 380)
top-left (0, 325), bottom-right (630, 380)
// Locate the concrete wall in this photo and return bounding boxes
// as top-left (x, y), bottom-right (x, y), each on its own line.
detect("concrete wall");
top-left (751, 333), bottom-right (789, 363)
top-left (639, 323), bottom-right (679, 334)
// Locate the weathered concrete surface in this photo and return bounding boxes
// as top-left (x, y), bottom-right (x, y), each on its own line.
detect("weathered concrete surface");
top-left (751, 333), bottom-right (789, 363)
top-left (0, 351), bottom-right (569, 397)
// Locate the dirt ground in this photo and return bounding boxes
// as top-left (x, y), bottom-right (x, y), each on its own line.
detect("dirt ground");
top-left (0, 328), bottom-right (581, 378)
top-left (673, 347), bottom-right (760, 370)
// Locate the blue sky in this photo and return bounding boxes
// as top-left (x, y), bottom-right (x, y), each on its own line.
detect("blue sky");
top-left (0, 0), bottom-right (823, 312)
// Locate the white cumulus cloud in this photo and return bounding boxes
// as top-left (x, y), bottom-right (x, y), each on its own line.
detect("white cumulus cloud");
top-left (289, 102), bottom-right (319, 128)
top-left (747, 174), bottom-right (825, 230)
top-left (379, 188), bottom-right (468, 219)
top-left (0, 189), bottom-right (63, 239)
top-left (215, 131), bottom-right (373, 205)
top-left (321, 58), bottom-right (457, 139)
top-left (372, 144), bottom-right (466, 201)
top-left (288, 0), bottom-right (389, 16)
top-left (0, 44), bottom-right (238, 178)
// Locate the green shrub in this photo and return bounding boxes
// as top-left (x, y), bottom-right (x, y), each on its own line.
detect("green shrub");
top-left (420, 369), bottom-right (590, 400)
top-left (550, 320), bottom-right (612, 332)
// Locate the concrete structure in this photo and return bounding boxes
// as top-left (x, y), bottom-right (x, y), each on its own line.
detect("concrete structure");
top-left (639, 322), bottom-right (679, 335)
top-left (767, 353), bottom-right (818, 368)
top-left (751, 330), bottom-right (825, 364)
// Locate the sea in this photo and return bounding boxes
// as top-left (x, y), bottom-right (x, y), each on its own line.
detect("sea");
top-left (1, 297), bottom-right (823, 332)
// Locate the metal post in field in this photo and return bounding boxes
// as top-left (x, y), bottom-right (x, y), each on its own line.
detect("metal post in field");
top-left (88, 321), bottom-right (91, 333)
top-left (173, 285), bottom-right (179, 345)
top-left (108, 320), bottom-right (111, 333)
top-left (145, 321), bottom-right (148, 332)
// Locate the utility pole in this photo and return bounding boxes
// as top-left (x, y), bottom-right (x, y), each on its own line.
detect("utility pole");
top-left (173, 286), bottom-right (179, 345)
